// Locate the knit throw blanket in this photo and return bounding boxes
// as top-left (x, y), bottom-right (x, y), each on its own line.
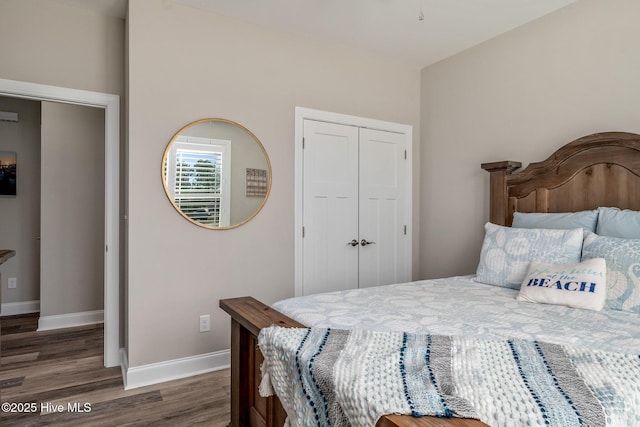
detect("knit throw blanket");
top-left (258, 326), bottom-right (640, 427)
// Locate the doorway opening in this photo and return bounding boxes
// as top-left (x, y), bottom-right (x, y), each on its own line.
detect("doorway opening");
top-left (0, 78), bottom-right (120, 368)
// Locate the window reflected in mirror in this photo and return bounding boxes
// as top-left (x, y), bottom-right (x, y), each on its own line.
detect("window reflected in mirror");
top-left (161, 119), bottom-right (271, 229)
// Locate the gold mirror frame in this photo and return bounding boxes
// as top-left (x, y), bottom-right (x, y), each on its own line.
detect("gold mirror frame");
top-left (161, 118), bottom-right (272, 230)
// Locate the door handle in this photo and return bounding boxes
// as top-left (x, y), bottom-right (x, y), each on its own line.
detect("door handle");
top-left (347, 239), bottom-right (359, 247)
top-left (361, 239), bottom-right (376, 246)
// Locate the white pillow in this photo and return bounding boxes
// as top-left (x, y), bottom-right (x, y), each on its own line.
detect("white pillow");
top-left (475, 223), bottom-right (584, 289)
top-left (517, 258), bottom-right (607, 311)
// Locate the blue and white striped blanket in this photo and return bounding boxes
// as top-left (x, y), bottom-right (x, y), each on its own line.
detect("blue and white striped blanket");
top-left (258, 326), bottom-right (640, 427)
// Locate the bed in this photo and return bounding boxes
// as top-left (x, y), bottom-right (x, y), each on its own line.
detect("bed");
top-left (220, 131), bottom-right (640, 427)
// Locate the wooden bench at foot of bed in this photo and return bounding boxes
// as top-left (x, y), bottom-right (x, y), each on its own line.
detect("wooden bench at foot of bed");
top-left (220, 297), bottom-right (489, 427)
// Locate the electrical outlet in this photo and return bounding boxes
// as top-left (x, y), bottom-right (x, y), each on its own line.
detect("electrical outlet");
top-left (199, 314), bottom-right (211, 332)
top-left (8, 277), bottom-right (16, 289)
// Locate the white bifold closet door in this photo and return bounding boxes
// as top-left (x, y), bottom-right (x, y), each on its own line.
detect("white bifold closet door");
top-left (302, 119), bottom-right (407, 296)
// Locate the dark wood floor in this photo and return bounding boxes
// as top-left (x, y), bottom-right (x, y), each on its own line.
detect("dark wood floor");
top-left (1, 313), bottom-right (230, 426)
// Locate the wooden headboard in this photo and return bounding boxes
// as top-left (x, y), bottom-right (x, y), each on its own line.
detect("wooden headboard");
top-left (482, 131), bottom-right (640, 226)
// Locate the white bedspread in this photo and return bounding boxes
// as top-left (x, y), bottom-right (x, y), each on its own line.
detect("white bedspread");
top-left (273, 276), bottom-right (640, 355)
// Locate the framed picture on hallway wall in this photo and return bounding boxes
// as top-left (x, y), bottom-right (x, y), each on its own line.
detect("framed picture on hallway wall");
top-left (0, 151), bottom-right (17, 196)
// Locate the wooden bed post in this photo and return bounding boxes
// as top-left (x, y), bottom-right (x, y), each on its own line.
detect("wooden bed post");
top-left (221, 297), bottom-right (304, 427)
top-left (230, 318), bottom-right (250, 427)
top-left (481, 161), bottom-right (521, 225)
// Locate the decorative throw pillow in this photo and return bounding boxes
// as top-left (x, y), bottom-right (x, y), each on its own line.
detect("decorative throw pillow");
top-left (475, 223), bottom-right (584, 289)
top-left (517, 258), bottom-right (607, 311)
top-left (596, 207), bottom-right (640, 238)
top-left (512, 210), bottom-right (598, 232)
top-left (581, 231), bottom-right (640, 313)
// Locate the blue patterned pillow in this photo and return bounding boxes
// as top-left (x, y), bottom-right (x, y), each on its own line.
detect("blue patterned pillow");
top-left (581, 231), bottom-right (640, 312)
top-left (475, 222), bottom-right (583, 289)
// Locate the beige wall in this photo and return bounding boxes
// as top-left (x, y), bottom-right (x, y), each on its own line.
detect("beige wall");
top-left (0, 0), bottom-right (124, 95)
top-left (127, 0), bottom-right (421, 366)
top-left (40, 102), bottom-right (104, 317)
top-left (420, 0), bottom-right (640, 279)
top-left (0, 97), bottom-right (41, 308)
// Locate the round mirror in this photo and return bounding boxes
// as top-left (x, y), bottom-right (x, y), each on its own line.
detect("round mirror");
top-left (161, 118), bottom-right (271, 229)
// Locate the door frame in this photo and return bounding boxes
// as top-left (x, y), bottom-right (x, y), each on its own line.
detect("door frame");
top-left (294, 107), bottom-right (412, 297)
top-left (0, 78), bottom-right (120, 368)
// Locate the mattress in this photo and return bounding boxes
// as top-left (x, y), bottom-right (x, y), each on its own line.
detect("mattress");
top-left (273, 275), bottom-right (640, 355)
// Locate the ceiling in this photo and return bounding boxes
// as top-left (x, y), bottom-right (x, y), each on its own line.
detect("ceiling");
top-left (53, 0), bottom-right (127, 19)
top-left (175, 0), bottom-right (576, 68)
top-left (55, 0), bottom-right (576, 68)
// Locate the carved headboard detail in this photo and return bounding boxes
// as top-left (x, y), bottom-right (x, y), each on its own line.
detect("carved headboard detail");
top-left (482, 132), bottom-right (640, 226)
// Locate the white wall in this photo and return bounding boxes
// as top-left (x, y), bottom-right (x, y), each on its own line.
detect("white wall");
top-left (0, 97), bottom-right (41, 308)
top-left (420, 0), bottom-right (640, 279)
top-left (127, 0), bottom-right (421, 367)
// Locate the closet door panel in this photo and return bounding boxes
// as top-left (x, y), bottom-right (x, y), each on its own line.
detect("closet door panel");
top-left (358, 128), bottom-right (406, 288)
top-left (302, 120), bottom-right (359, 295)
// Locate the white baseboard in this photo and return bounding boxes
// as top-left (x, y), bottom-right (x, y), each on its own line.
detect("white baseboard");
top-left (37, 309), bottom-right (104, 331)
top-left (122, 348), bottom-right (230, 390)
top-left (0, 300), bottom-right (40, 316)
